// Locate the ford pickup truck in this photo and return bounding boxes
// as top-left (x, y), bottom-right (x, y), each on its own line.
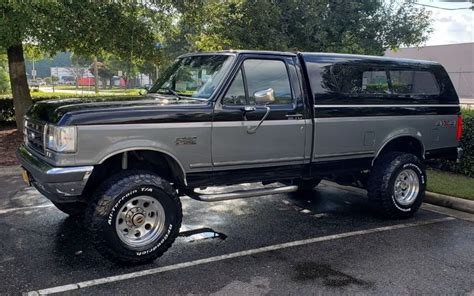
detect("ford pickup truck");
top-left (18, 50), bottom-right (462, 264)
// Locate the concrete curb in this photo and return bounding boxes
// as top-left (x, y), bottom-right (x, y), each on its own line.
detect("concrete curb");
top-left (0, 165), bottom-right (21, 176)
top-left (425, 192), bottom-right (474, 215)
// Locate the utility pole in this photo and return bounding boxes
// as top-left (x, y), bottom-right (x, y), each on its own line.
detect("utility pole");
top-left (93, 56), bottom-right (99, 94)
top-left (32, 59), bottom-right (36, 81)
top-left (51, 67), bottom-right (55, 93)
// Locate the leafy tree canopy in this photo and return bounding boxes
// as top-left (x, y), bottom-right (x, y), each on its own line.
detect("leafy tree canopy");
top-left (0, 0), bottom-right (171, 128)
top-left (171, 0), bottom-right (432, 56)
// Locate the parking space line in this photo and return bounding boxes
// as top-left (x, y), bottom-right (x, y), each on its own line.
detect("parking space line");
top-left (26, 216), bottom-right (455, 295)
top-left (0, 204), bottom-right (53, 215)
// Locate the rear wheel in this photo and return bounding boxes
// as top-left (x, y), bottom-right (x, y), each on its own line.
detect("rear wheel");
top-left (368, 152), bottom-right (426, 219)
top-left (295, 178), bottom-right (322, 196)
top-left (86, 170), bottom-right (182, 265)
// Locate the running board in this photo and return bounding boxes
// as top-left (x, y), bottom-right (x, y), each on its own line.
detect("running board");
top-left (183, 185), bottom-right (298, 202)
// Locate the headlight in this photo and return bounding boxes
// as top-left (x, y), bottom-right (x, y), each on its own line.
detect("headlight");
top-left (46, 125), bottom-right (77, 153)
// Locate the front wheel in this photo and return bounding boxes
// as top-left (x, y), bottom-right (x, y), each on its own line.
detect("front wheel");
top-left (368, 152), bottom-right (426, 219)
top-left (86, 170), bottom-right (182, 264)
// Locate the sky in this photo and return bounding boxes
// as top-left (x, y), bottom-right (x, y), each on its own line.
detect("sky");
top-left (420, 1), bottom-right (474, 45)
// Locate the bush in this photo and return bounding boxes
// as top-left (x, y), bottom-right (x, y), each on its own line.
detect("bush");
top-left (0, 97), bottom-right (57, 122)
top-left (429, 109), bottom-right (474, 178)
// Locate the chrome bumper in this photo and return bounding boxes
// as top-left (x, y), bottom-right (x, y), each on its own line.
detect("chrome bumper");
top-left (16, 145), bottom-right (93, 201)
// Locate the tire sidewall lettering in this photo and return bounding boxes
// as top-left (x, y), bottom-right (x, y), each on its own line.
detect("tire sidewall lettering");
top-left (402, 163), bottom-right (425, 185)
top-left (107, 187), bottom-right (154, 225)
top-left (107, 189), bottom-right (138, 225)
top-left (136, 223), bottom-right (173, 256)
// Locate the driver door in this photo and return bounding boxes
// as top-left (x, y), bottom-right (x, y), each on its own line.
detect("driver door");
top-left (211, 56), bottom-right (307, 175)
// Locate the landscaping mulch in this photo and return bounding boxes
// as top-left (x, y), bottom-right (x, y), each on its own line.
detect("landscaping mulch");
top-left (0, 123), bottom-right (22, 166)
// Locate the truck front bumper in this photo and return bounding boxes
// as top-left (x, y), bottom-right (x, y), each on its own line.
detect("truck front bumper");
top-left (16, 145), bottom-right (94, 203)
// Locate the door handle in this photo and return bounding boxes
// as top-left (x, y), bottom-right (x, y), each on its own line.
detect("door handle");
top-left (247, 106), bottom-right (270, 134)
top-left (285, 114), bottom-right (303, 120)
top-left (241, 106), bottom-right (256, 112)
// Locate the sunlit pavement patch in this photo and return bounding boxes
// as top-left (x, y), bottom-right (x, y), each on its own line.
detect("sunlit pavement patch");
top-left (179, 225), bottom-right (227, 242)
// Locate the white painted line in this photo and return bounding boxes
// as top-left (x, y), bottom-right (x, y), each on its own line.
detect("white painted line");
top-left (27, 216), bottom-right (455, 295)
top-left (0, 204), bottom-right (54, 215)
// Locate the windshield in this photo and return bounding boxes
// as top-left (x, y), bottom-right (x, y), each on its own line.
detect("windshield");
top-left (150, 55), bottom-right (234, 100)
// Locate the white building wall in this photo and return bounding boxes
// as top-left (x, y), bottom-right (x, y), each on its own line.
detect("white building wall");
top-left (386, 43), bottom-right (474, 99)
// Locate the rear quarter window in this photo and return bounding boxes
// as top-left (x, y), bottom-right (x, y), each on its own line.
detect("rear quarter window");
top-left (304, 55), bottom-right (459, 104)
top-left (389, 70), bottom-right (440, 96)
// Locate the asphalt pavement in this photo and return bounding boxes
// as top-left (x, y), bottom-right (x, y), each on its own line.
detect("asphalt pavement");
top-left (0, 175), bottom-right (473, 295)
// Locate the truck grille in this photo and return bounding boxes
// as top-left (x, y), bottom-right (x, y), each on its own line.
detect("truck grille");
top-left (24, 120), bottom-right (46, 155)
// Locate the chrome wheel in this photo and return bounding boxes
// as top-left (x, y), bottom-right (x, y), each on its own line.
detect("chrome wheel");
top-left (393, 169), bottom-right (420, 206)
top-left (115, 196), bottom-right (166, 248)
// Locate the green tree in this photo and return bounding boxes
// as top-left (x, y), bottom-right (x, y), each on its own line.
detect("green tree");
top-left (174, 0), bottom-right (432, 55)
top-left (0, 1), bottom-right (168, 129)
top-left (0, 54), bottom-right (9, 94)
top-left (70, 54), bottom-right (92, 89)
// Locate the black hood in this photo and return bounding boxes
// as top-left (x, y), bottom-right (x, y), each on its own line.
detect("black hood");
top-left (26, 95), bottom-right (213, 125)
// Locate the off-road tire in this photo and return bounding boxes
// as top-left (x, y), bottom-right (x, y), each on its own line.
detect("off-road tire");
top-left (368, 152), bottom-right (426, 219)
top-left (85, 170), bottom-right (182, 265)
top-left (52, 201), bottom-right (87, 218)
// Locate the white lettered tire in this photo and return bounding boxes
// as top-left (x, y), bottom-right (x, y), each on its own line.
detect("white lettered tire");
top-left (368, 152), bottom-right (426, 219)
top-left (86, 170), bottom-right (182, 264)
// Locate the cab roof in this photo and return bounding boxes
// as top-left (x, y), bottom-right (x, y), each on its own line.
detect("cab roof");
top-left (179, 50), bottom-right (439, 66)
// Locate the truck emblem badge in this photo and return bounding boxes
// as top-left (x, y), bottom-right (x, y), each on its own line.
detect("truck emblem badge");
top-left (435, 120), bottom-right (455, 128)
top-left (175, 137), bottom-right (197, 145)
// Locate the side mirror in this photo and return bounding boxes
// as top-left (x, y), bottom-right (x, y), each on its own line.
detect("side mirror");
top-left (253, 88), bottom-right (275, 105)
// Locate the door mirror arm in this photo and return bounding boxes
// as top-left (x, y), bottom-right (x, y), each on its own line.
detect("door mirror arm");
top-left (247, 106), bottom-right (271, 134)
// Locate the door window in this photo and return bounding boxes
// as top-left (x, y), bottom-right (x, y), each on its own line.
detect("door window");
top-left (222, 59), bottom-right (293, 106)
top-left (222, 69), bottom-right (246, 105)
top-left (244, 59), bottom-right (292, 105)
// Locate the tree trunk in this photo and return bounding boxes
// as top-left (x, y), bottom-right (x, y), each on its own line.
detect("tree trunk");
top-left (7, 44), bottom-right (32, 130)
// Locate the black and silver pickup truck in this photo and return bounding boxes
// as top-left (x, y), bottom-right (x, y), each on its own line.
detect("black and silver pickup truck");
top-left (18, 50), bottom-right (463, 264)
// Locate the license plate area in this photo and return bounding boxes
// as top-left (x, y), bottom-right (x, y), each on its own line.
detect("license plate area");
top-left (21, 169), bottom-right (31, 186)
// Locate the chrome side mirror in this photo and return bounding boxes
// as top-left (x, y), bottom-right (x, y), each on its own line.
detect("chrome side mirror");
top-left (253, 88), bottom-right (275, 105)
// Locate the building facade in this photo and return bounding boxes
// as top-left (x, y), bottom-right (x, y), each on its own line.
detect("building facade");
top-left (386, 43), bottom-right (473, 99)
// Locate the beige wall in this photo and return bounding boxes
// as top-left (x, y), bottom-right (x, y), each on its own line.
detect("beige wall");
top-left (386, 43), bottom-right (474, 98)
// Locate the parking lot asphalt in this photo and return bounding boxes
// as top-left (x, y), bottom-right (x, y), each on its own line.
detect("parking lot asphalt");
top-left (0, 175), bottom-right (473, 295)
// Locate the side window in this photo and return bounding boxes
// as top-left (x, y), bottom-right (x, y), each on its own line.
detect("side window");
top-left (389, 70), bottom-right (440, 95)
top-left (243, 59), bottom-right (292, 105)
top-left (323, 63), bottom-right (389, 96)
top-left (222, 69), bottom-right (246, 105)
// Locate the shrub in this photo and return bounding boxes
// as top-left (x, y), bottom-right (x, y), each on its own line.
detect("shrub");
top-left (0, 97), bottom-right (54, 122)
top-left (0, 93), bottom-right (137, 122)
top-left (429, 109), bottom-right (474, 177)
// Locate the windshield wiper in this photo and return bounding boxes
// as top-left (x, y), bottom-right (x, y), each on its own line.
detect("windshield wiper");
top-left (156, 87), bottom-right (183, 100)
top-left (155, 88), bottom-right (207, 101)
